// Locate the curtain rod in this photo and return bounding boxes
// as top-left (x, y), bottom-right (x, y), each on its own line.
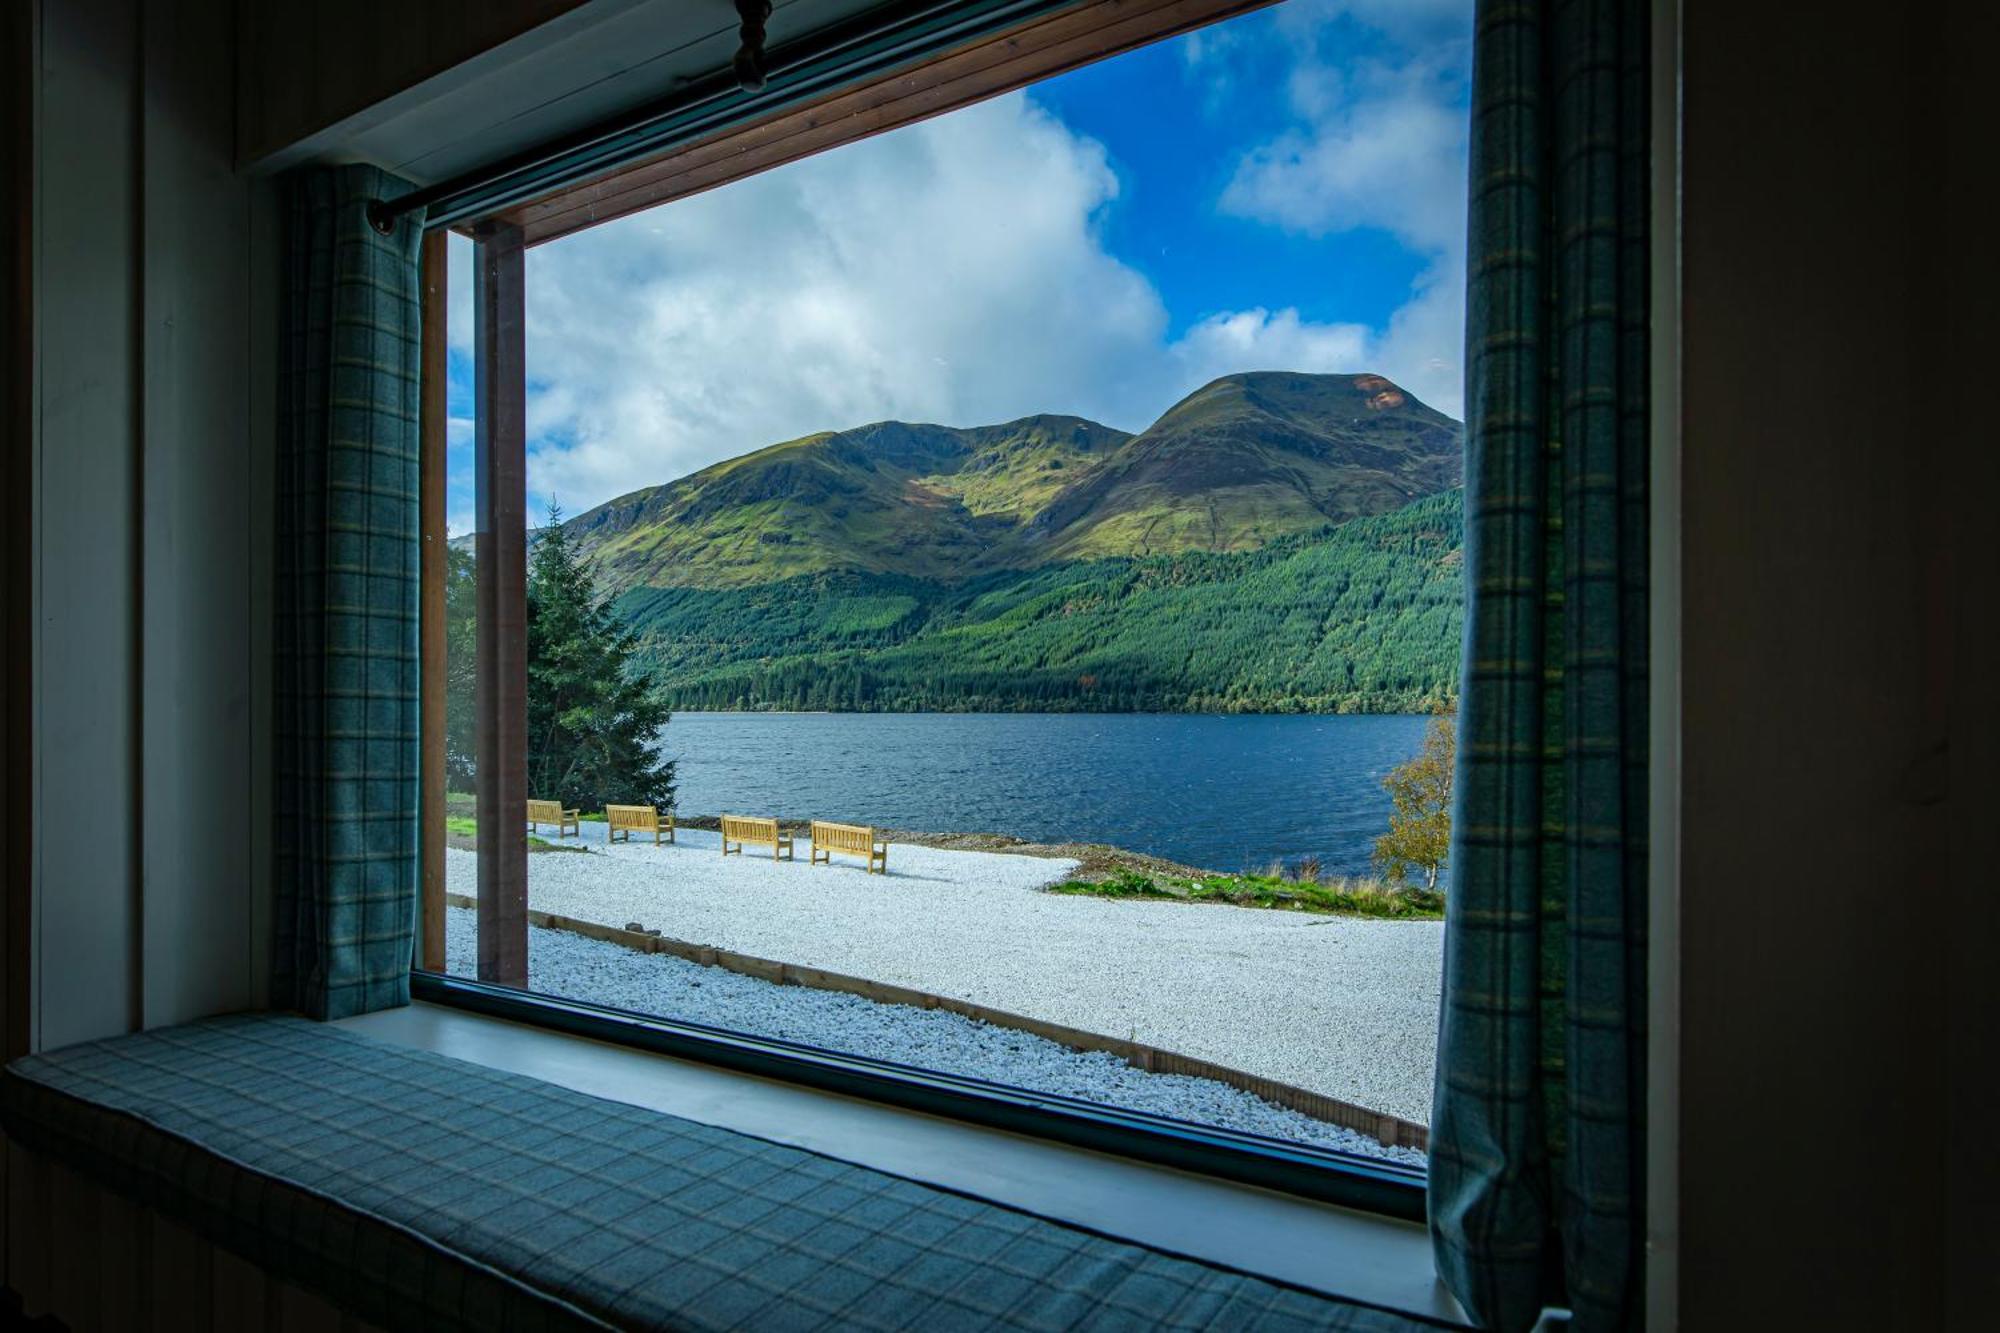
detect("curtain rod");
top-left (367, 0), bottom-right (1070, 235)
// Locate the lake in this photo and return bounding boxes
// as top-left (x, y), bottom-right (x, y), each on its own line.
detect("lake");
top-left (662, 711), bottom-right (1438, 878)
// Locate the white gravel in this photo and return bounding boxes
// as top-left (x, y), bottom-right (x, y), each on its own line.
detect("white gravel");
top-left (445, 905), bottom-right (1425, 1166)
top-left (450, 827), bottom-right (1441, 1123)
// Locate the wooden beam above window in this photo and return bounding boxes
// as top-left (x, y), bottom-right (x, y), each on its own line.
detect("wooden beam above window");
top-left (491, 0), bottom-right (1275, 248)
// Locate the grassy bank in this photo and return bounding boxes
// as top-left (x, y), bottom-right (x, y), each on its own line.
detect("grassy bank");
top-left (1047, 869), bottom-right (1443, 920)
top-left (444, 808), bottom-right (588, 854)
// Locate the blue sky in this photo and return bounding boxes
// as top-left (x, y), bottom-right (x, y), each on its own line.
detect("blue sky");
top-left (446, 0), bottom-right (1472, 534)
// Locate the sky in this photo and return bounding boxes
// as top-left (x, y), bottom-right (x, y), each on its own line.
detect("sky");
top-left (444, 0), bottom-right (1473, 536)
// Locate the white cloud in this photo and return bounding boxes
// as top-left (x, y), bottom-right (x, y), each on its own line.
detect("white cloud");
top-left (467, 94), bottom-right (1200, 515)
top-left (1169, 307), bottom-right (1373, 382)
top-left (1212, 0), bottom-right (1472, 414)
top-left (447, 7), bottom-right (1472, 517)
top-left (1222, 57), bottom-right (1468, 251)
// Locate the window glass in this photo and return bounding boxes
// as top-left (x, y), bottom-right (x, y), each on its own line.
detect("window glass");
top-left (439, 0), bottom-right (1473, 1172)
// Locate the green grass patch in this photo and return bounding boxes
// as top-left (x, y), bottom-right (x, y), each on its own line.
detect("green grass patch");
top-left (441, 811), bottom-right (588, 853)
top-left (1047, 869), bottom-right (1443, 919)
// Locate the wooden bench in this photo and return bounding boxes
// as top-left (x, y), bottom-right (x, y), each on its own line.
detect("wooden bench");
top-left (605, 804), bottom-right (674, 845)
top-left (525, 798), bottom-right (580, 839)
top-left (720, 814), bottom-right (793, 861)
top-left (810, 820), bottom-right (888, 874)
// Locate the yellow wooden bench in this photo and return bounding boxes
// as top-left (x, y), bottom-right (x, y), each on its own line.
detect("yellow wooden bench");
top-left (720, 814), bottom-right (793, 861)
top-left (525, 798), bottom-right (580, 839)
top-left (605, 804), bottom-right (674, 846)
top-left (809, 821), bottom-right (888, 874)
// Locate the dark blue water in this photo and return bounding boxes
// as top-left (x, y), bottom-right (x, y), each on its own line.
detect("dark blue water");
top-left (660, 712), bottom-right (1435, 877)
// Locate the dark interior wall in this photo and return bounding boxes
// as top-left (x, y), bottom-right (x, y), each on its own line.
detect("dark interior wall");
top-left (235, 0), bottom-right (593, 167)
top-left (1675, 0), bottom-right (1994, 1326)
top-left (1933, 10), bottom-right (1996, 1326)
top-left (11, 0), bottom-right (1998, 1321)
top-left (2, 0), bottom-right (32, 1060)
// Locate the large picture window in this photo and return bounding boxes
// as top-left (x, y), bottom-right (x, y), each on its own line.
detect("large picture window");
top-left (418, 0), bottom-right (1473, 1216)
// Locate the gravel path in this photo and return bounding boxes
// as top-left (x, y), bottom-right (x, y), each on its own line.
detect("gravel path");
top-left (444, 906), bottom-right (1424, 1166)
top-left (449, 828), bottom-right (1442, 1122)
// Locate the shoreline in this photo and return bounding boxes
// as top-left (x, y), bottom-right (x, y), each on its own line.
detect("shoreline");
top-left (529, 811), bottom-right (1221, 881)
top-left (504, 811), bottom-right (1440, 919)
top-left (485, 803), bottom-right (1425, 894)
top-left (661, 707), bottom-right (1451, 719)
top-left (461, 795), bottom-right (1222, 879)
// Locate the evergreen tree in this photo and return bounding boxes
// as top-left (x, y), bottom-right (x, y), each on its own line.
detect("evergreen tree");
top-left (443, 542), bottom-right (478, 789)
top-left (1373, 708), bottom-right (1455, 891)
top-left (526, 504), bottom-right (677, 812)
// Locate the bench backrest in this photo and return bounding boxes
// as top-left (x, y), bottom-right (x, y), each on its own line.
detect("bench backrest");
top-left (526, 799), bottom-right (566, 822)
top-left (811, 821), bottom-right (878, 855)
top-left (605, 804), bottom-right (660, 831)
top-left (721, 814), bottom-right (781, 844)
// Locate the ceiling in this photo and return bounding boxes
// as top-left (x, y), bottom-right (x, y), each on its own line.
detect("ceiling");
top-left (246, 0), bottom-right (894, 182)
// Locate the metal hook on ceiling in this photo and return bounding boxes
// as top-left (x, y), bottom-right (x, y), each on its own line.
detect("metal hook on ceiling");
top-left (733, 0), bottom-right (774, 92)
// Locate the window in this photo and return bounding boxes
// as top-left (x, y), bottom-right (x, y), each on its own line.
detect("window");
top-left (419, 0), bottom-right (1472, 1217)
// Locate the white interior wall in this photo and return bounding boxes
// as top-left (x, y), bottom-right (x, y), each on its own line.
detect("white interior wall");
top-left (29, 0), bottom-right (271, 1050)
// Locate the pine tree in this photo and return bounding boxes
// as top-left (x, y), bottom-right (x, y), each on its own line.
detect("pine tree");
top-left (1373, 708), bottom-right (1455, 892)
top-left (443, 542), bottom-right (478, 790)
top-left (526, 504), bottom-right (677, 812)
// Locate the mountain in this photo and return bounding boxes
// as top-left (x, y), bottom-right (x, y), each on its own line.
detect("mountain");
top-left (1021, 371), bottom-right (1463, 561)
top-left (564, 372), bottom-right (1461, 593)
top-left (539, 371), bottom-right (1465, 713)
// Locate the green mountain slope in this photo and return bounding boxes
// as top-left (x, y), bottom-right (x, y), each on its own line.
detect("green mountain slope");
top-left (614, 487), bottom-right (1464, 714)
top-left (567, 415), bottom-right (1132, 590)
top-left (564, 371), bottom-right (1460, 594)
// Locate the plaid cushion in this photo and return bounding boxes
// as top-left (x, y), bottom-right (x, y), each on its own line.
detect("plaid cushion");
top-left (2, 1015), bottom-right (1441, 1332)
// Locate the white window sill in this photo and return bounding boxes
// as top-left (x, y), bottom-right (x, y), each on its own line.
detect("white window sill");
top-left (338, 1000), bottom-right (1466, 1325)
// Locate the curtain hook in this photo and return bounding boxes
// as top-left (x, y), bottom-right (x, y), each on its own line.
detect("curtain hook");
top-left (733, 0), bottom-right (773, 92)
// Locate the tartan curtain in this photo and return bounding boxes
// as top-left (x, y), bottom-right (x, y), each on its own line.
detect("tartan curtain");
top-left (274, 166), bottom-right (425, 1021)
top-left (1427, 0), bottom-right (1649, 1328)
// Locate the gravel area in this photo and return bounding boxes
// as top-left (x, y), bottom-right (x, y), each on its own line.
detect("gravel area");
top-left (450, 827), bottom-right (1441, 1122)
top-left (444, 906), bottom-right (1425, 1166)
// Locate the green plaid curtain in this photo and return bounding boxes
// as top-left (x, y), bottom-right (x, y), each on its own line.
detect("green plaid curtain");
top-left (274, 166), bottom-right (425, 1021)
top-left (1428, 0), bottom-right (1649, 1328)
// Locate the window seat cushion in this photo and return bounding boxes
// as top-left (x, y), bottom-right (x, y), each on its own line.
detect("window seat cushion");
top-left (1, 1014), bottom-right (1433, 1332)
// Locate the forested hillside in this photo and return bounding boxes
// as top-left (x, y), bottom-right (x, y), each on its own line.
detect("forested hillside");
top-left (614, 488), bottom-right (1463, 713)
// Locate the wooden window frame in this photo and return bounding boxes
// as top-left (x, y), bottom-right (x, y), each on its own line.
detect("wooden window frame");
top-left (412, 0), bottom-right (1427, 1219)
top-left (417, 0), bottom-right (1280, 992)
